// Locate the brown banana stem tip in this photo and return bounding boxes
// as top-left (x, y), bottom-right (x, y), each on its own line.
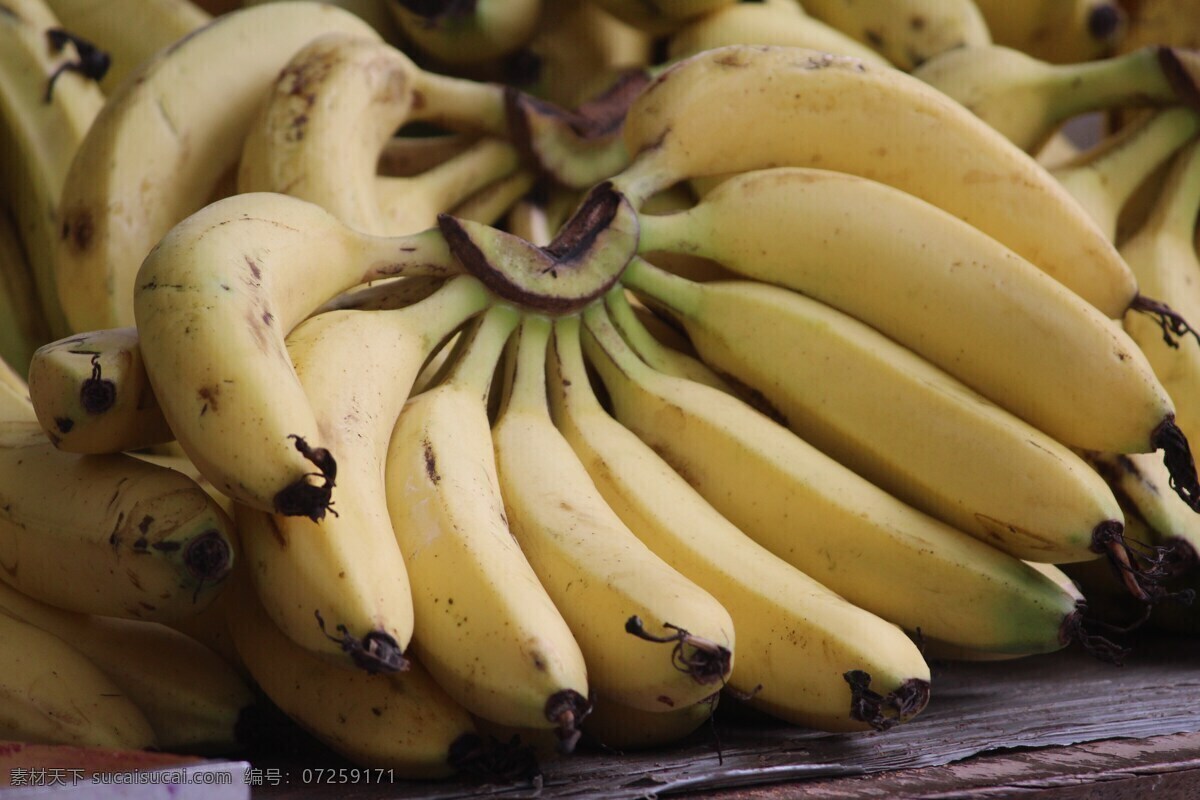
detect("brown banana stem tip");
top-left (1150, 417), bottom-right (1200, 512)
top-left (625, 615), bottom-right (732, 685)
top-left (1131, 293), bottom-right (1200, 351)
top-left (1158, 47), bottom-right (1200, 112)
top-left (545, 689), bottom-right (591, 755)
top-left (842, 670), bottom-right (931, 732)
top-left (80, 354), bottom-right (117, 414)
top-left (273, 435), bottom-right (337, 522)
top-left (447, 733), bottom-right (543, 785)
top-left (313, 610), bottom-right (408, 674)
top-left (1060, 600), bottom-right (1135, 665)
top-left (182, 529), bottom-right (233, 582)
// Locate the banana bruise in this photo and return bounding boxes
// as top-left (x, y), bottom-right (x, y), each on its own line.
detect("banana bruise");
top-left (494, 315), bottom-right (736, 713)
top-left (0, 578), bottom-right (253, 753)
top-left (0, 0), bottom-right (106, 338)
top-left (0, 612), bottom-right (157, 750)
top-left (239, 276), bottom-right (492, 674)
top-left (581, 305), bottom-right (1083, 655)
top-left (634, 168), bottom-right (1199, 508)
top-left (385, 306), bottom-right (591, 743)
top-left (388, 0), bottom-right (543, 64)
top-left (28, 328), bottom-right (173, 454)
top-left (612, 45), bottom-right (1138, 319)
top-left (224, 570), bottom-right (479, 778)
top-left (132, 191), bottom-right (458, 520)
top-left (238, 33), bottom-right (520, 237)
top-left (549, 315), bottom-right (931, 732)
top-left (55, 1), bottom-right (381, 332)
top-left (621, 261), bottom-right (1124, 564)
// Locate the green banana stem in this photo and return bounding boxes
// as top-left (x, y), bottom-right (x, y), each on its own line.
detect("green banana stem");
top-left (1144, 138), bottom-right (1200, 246)
top-left (620, 256), bottom-right (704, 318)
top-left (499, 313), bottom-right (553, 416)
top-left (1047, 47), bottom-right (1200, 127)
top-left (443, 303), bottom-right (520, 400)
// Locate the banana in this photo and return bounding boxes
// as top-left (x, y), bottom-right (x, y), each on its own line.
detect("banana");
top-left (1036, 129), bottom-right (1086, 170)
top-left (611, 46), bottom-right (1139, 321)
top-left (621, 259), bottom-right (1124, 564)
top-left (242, 0), bottom-right (400, 41)
top-left (583, 694), bottom-right (717, 751)
top-left (388, 0), bottom-right (542, 65)
top-left (0, 578), bottom-right (253, 752)
top-left (587, 0), bottom-right (737, 35)
top-left (0, 0), bottom-right (106, 338)
top-left (549, 315), bottom-right (931, 731)
top-left (1051, 108), bottom-right (1200, 242)
top-left (132, 191), bottom-right (458, 520)
top-left (28, 327), bottom-right (173, 453)
top-left (44, 0), bottom-right (211, 93)
top-left (1119, 0), bottom-right (1200, 53)
top-left (54, 0), bottom-right (381, 333)
top-left (1120, 140), bottom-right (1200, 445)
top-left (580, 305), bottom-right (1086, 654)
top-left (667, 1), bottom-right (890, 67)
top-left (0, 611), bottom-right (157, 750)
top-left (494, 314), bottom-right (736, 713)
top-left (913, 44), bottom-right (1200, 154)
top-left (237, 33), bottom-right (521, 236)
top-left (975, 0), bottom-right (1127, 64)
top-left (377, 133), bottom-right (478, 177)
top-left (238, 276), bottom-right (491, 673)
top-left (224, 569), bottom-right (479, 777)
top-left (385, 305), bottom-right (591, 741)
top-left (633, 168), bottom-right (1189, 474)
top-left (0, 342), bottom-right (37, 427)
top-left (0, 442), bottom-right (235, 621)
top-left (0, 208), bottom-right (49, 379)
top-left (793, 0), bottom-right (991, 71)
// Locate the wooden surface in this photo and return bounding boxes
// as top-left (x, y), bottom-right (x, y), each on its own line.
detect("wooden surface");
top-left (253, 632), bottom-right (1200, 799)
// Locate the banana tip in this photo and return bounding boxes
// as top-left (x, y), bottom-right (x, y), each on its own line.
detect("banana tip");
top-left (843, 670), bottom-right (930, 731)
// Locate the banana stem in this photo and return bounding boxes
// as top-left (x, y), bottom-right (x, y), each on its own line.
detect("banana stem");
top-left (1152, 417), bottom-right (1200, 512)
top-left (635, 210), bottom-right (710, 260)
top-left (393, 139), bottom-right (522, 215)
top-left (410, 71), bottom-right (509, 137)
top-left (842, 670), bottom-right (931, 733)
top-left (580, 303), bottom-right (656, 385)
top-left (443, 304), bottom-right (520, 400)
top-left (499, 314), bottom-right (553, 416)
top-left (548, 316), bottom-right (606, 420)
top-left (621, 256), bottom-right (703, 318)
top-left (1048, 47), bottom-right (1198, 125)
top-left (449, 170), bottom-right (537, 227)
top-left (1141, 139), bottom-right (1200, 249)
top-left (357, 227), bottom-right (461, 283)
top-left (623, 615), bottom-right (731, 687)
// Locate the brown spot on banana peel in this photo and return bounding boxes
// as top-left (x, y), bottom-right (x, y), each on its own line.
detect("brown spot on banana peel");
top-left (843, 670), bottom-right (930, 731)
top-left (60, 208), bottom-right (94, 252)
top-left (423, 438), bottom-right (440, 484)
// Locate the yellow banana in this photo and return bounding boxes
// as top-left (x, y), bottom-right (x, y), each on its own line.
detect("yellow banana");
top-left (0, 208), bottom-right (49, 378)
top-left (975, 0), bottom-right (1127, 64)
top-left (242, 0), bottom-right (400, 41)
top-left (385, 305), bottom-right (590, 742)
top-left (580, 304), bottom-right (1084, 655)
top-left (549, 315), bottom-right (931, 731)
top-left (0, 347), bottom-right (37, 428)
top-left (0, 611), bottom-right (156, 750)
top-left (588, 0), bottom-right (737, 35)
top-left (494, 314), bottom-right (735, 713)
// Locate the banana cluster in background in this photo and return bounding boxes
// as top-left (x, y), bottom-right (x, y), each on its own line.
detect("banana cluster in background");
top-left (1, 0), bottom-right (1199, 782)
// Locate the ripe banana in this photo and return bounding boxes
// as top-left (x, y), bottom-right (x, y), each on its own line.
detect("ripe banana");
top-left (237, 33), bottom-right (520, 236)
top-left (0, 354), bottom-right (36, 427)
top-left (583, 694), bottom-right (717, 751)
top-left (494, 314), bottom-right (736, 713)
top-left (612, 46), bottom-right (1138, 320)
top-left (224, 569), bottom-right (478, 777)
top-left (588, 0), bottom-right (737, 35)
top-left (975, 0), bottom-right (1127, 64)
top-left (1051, 107), bottom-right (1200, 242)
top-left (633, 168), bottom-right (1187, 469)
top-left (389, 0), bottom-right (542, 65)
top-left (0, 443), bottom-right (235, 621)
top-left (243, 0), bottom-right (400, 41)
top-left (549, 314), bottom-right (931, 731)
top-left (0, 0), bottom-right (106, 338)
top-left (28, 327), bottom-right (173, 453)
top-left (0, 208), bottom-right (49, 378)
top-left (385, 305), bottom-right (591, 741)
top-left (621, 259), bottom-right (1124, 564)
top-left (0, 578), bottom-right (253, 753)
top-left (133, 191), bottom-right (457, 520)
top-left (794, 0), bottom-right (991, 71)
top-left (667, 1), bottom-right (889, 67)
top-left (54, 0), bottom-right (381, 332)
top-left (580, 304), bottom-right (1085, 655)
top-left (43, 0), bottom-right (211, 93)
top-left (239, 276), bottom-right (492, 673)
top-left (0, 611), bottom-right (156, 750)
top-left (1119, 0), bottom-right (1200, 53)
top-left (912, 45), bottom-right (1199, 153)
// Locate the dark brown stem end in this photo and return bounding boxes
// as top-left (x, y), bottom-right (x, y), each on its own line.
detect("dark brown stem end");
top-left (843, 670), bottom-right (930, 732)
top-left (544, 689), bottom-right (591, 755)
top-left (1151, 417), bottom-right (1200, 513)
top-left (624, 615), bottom-right (732, 686)
top-left (314, 610), bottom-right (408, 674)
top-left (273, 435), bottom-right (337, 522)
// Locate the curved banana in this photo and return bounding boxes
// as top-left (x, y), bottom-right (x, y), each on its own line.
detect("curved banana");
top-left (224, 570), bottom-right (478, 777)
top-left (28, 327), bottom-right (173, 453)
top-left (588, 0), bottom-right (736, 35)
top-left (494, 314), bottom-right (735, 713)
top-left (583, 694), bottom-right (717, 751)
top-left (0, 347), bottom-right (36, 427)
top-left (622, 260), bottom-right (1124, 564)
top-left (0, 0), bottom-right (106, 338)
top-left (44, 0), bottom-right (211, 93)
top-left (239, 276), bottom-right (491, 673)
top-left (0, 579), bottom-right (253, 753)
top-left (0, 444), bottom-right (235, 621)
top-left (133, 191), bottom-right (457, 520)
top-left (913, 44), bottom-right (1200, 154)
top-left (581, 305), bottom-right (1085, 654)
top-left (238, 33), bottom-right (520, 236)
top-left (0, 208), bottom-right (49, 378)
top-left (549, 315), bottom-right (931, 731)
top-left (794, 0), bottom-right (991, 71)
top-left (975, 0), bottom-right (1126, 64)
top-left (389, 0), bottom-right (542, 65)
top-left (634, 169), bottom-right (1186, 469)
top-left (0, 611), bottom-right (156, 750)
top-left (242, 0), bottom-right (400, 41)
top-left (54, 0), bottom-right (381, 333)
top-left (667, 1), bottom-right (889, 66)
top-left (611, 45), bottom-right (1138, 320)
top-left (385, 305), bottom-right (590, 741)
